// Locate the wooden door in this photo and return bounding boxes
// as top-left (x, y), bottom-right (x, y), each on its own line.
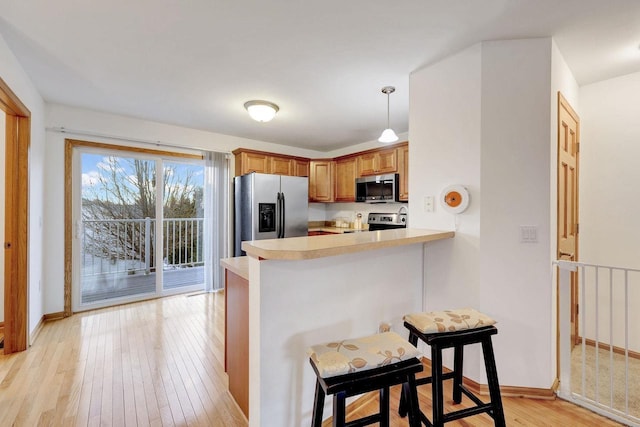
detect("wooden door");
top-left (334, 157), bottom-right (357, 202)
top-left (557, 92), bottom-right (580, 345)
top-left (1, 77), bottom-right (30, 354)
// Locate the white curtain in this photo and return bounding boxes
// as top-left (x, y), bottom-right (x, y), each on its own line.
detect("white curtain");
top-left (204, 151), bottom-right (230, 291)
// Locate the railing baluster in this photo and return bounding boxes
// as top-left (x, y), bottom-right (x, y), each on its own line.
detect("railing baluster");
top-left (624, 269), bottom-right (629, 416)
top-left (609, 267), bottom-right (614, 409)
top-left (595, 266), bottom-right (600, 404)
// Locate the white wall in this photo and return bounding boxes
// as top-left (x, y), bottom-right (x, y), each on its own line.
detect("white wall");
top-left (409, 43), bottom-right (483, 379)
top-left (43, 104), bottom-right (327, 314)
top-left (0, 33), bottom-right (47, 337)
top-left (409, 38), bottom-right (570, 389)
top-left (579, 71), bottom-right (640, 351)
top-left (0, 113), bottom-right (4, 323)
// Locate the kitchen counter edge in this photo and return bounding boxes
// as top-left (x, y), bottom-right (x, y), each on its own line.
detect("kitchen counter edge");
top-left (220, 256), bottom-right (249, 280)
top-left (241, 228), bottom-right (454, 261)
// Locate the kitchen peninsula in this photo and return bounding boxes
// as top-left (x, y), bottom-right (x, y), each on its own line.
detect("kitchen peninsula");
top-left (222, 228), bottom-right (454, 426)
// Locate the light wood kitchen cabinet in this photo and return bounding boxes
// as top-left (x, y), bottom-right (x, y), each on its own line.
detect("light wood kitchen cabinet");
top-left (334, 156), bottom-right (357, 202)
top-left (309, 160), bottom-right (334, 202)
top-left (233, 148), bottom-right (310, 177)
top-left (397, 143), bottom-right (409, 201)
top-left (270, 155), bottom-right (293, 175)
top-left (357, 147), bottom-right (397, 176)
top-left (234, 149), bottom-right (269, 175)
top-left (294, 159), bottom-right (309, 177)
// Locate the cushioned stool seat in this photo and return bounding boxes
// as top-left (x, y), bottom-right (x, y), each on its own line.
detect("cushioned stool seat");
top-left (308, 331), bottom-right (423, 427)
top-left (400, 308), bottom-right (506, 427)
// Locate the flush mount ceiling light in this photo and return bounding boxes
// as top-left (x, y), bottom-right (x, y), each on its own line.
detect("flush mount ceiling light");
top-left (244, 100), bottom-right (279, 123)
top-left (378, 86), bottom-right (398, 143)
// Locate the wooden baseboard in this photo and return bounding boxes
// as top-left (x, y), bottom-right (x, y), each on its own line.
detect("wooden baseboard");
top-left (321, 357), bottom-right (557, 425)
top-left (29, 312), bottom-right (66, 345)
top-left (43, 312), bottom-right (65, 322)
top-left (421, 357), bottom-right (556, 400)
top-left (582, 337), bottom-right (640, 360)
top-left (30, 316), bottom-right (46, 344)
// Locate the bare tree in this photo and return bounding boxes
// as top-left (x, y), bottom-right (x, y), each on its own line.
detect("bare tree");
top-left (82, 156), bottom-right (202, 273)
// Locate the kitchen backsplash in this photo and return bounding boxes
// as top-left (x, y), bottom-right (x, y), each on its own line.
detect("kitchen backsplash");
top-left (309, 202), bottom-right (407, 223)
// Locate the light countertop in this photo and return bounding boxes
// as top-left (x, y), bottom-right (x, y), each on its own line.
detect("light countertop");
top-left (220, 256), bottom-right (249, 280)
top-left (241, 228), bottom-right (454, 261)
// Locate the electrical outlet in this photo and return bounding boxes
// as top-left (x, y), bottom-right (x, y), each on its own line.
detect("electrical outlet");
top-left (424, 196), bottom-right (434, 212)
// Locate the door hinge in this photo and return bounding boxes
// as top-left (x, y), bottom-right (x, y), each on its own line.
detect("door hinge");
top-left (576, 223), bottom-right (579, 234)
top-left (576, 142), bottom-right (580, 153)
top-left (576, 304), bottom-right (579, 316)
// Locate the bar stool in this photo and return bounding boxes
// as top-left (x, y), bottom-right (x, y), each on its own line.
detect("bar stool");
top-left (399, 308), bottom-right (505, 427)
top-left (308, 331), bottom-right (423, 427)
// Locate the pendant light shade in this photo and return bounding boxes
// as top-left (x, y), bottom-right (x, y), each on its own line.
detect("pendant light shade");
top-left (378, 86), bottom-right (398, 143)
top-left (244, 100), bottom-right (279, 122)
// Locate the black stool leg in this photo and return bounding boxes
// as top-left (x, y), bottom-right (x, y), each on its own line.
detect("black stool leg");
top-left (481, 338), bottom-right (506, 427)
top-left (333, 391), bottom-right (346, 427)
top-left (403, 374), bottom-right (422, 427)
top-left (398, 331), bottom-right (420, 418)
top-left (431, 344), bottom-right (445, 427)
top-left (380, 386), bottom-right (390, 427)
top-left (452, 344), bottom-right (464, 404)
top-left (311, 380), bottom-right (325, 427)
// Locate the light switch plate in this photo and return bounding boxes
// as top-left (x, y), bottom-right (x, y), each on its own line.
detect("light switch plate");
top-left (520, 225), bottom-right (538, 243)
top-left (424, 196), bottom-right (434, 212)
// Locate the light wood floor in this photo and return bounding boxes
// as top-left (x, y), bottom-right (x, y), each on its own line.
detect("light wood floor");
top-left (0, 292), bottom-right (626, 426)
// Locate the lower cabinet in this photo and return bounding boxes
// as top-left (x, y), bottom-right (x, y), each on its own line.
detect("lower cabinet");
top-left (225, 268), bottom-right (249, 418)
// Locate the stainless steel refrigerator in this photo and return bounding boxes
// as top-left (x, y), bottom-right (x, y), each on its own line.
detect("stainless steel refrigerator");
top-left (234, 172), bottom-right (308, 256)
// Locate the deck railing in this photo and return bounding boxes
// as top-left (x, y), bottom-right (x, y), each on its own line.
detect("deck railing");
top-left (82, 217), bottom-right (204, 277)
top-left (556, 260), bottom-right (640, 427)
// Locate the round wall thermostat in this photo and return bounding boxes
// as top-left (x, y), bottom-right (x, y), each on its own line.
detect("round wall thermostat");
top-left (440, 185), bottom-right (470, 214)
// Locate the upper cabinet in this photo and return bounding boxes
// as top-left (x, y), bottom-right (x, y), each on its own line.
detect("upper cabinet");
top-left (234, 149), bottom-right (270, 175)
top-left (397, 143), bottom-right (409, 201)
top-left (334, 156), bottom-right (358, 202)
top-left (357, 148), bottom-right (397, 176)
top-left (309, 160), bottom-right (334, 202)
top-left (233, 142), bottom-right (408, 201)
top-left (233, 149), bottom-right (308, 177)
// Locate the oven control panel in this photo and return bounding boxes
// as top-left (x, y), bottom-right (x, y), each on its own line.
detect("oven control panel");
top-left (367, 212), bottom-right (407, 226)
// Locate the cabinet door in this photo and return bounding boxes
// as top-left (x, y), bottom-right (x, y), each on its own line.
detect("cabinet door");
top-left (294, 159), bottom-right (310, 177)
top-left (397, 144), bottom-right (409, 201)
top-left (270, 156), bottom-right (293, 175)
top-left (309, 160), bottom-right (334, 202)
top-left (357, 153), bottom-right (377, 176)
top-left (376, 148), bottom-right (398, 174)
top-left (238, 151), bottom-right (269, 175)
top-left (335, 157), bottom-right (357, 202)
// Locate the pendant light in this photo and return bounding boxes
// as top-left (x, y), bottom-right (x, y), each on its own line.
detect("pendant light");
top-left (244, 100), bottom-right (279, 122)
top-left (378, 86), bottom-right (398, 143)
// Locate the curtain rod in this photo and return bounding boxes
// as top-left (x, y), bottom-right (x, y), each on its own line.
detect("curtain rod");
top-left (46, 126), bottom-right (232, 156)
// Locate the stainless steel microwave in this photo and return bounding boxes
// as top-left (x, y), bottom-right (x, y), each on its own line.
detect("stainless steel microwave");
top-left (355, 173), bottom-right (399, 203)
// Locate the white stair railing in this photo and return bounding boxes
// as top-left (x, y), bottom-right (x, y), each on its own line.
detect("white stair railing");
top-left (556, 260), bottom-right (640, 427)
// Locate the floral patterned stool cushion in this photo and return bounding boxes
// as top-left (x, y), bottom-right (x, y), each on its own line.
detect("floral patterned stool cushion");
top-left (307, 331), bottom-right (422, 379)
top-left (403, 307), bottom-right (496, 334)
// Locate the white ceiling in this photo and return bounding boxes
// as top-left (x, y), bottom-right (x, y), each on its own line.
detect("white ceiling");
top-left (2, 0), bottom-right (640, 151)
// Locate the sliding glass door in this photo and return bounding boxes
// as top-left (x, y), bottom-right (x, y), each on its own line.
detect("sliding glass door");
top-left (75, 147), bottom-right (205, 310)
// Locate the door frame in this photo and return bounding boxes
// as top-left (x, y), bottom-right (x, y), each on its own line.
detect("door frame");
top-left (1, 76), bottom-right (30, 354)
top-left (64, 139), bottom-right (204, 314)
top-left (556, 91), bottom-right (580, 376)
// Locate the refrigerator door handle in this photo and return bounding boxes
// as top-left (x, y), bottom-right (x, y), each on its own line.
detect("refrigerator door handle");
top-left (276, 192), bottom-right (283, 238)
top-left (281, 192), bottom-right (286, 238)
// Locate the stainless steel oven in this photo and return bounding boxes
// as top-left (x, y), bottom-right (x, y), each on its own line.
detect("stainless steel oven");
top-left (367, 212), bottom-right (407, 231)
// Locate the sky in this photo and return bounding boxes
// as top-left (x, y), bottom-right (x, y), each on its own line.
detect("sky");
top-left (81, 153), bottom-right (204, 203)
